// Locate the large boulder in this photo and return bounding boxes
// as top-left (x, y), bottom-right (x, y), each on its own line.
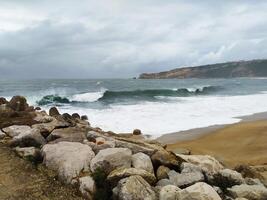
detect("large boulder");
top-left (157, 165), bottom-right (171, 180)
top-left (177, 154), bottom-right (224, 174)
top-left (90, 148), bottom-right (132, 174)
top-left (115, 175), bottom-right (157, 200)
top-left (213, 169), bottom-right (245, 188)
top-left (107, 167), bottom-right (156, 186)
top-left (46, 127), bottom-right (87, 143)
top-left (132, 152), bottom-right (154, 174)
top-left (8, 96), bottom-right (29, 111)
top-left (168, 170), bottom-right (204, 188)
top-left (159, 185), bottom-right (181, 200)
top-left (78, 176), bottom-right (96, 200)
top-left (227, 184), bottom-right (267, 200)
top-left (2, 125), bottom-right (32, 137)
top-left (10, 128), bottom-right (46, 148)
top-left (42, 142), bottom-right (95, 183)
top-left (179, 182), bottom-right (222, 200)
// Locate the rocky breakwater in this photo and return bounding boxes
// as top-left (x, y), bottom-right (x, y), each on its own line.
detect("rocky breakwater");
top-left (0, 96), bottom-right (267, 200)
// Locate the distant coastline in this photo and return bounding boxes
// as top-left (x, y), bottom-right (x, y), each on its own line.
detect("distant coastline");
top-left (139, 59), bottom-right (267, 79)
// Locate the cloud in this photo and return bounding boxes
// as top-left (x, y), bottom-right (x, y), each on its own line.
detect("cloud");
top-left (0, 0), bottom-right (267, 78)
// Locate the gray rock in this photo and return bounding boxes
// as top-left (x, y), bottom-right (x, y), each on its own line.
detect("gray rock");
top-left (132, 152), bottom-right (154, 174)
top-left (10, 128), bottom-right (46, 148)
top-left (159, 185), bottom-right (181, 200)
top-left (168, 170), bottom-right (204, 188)
top-left (227, 184), bottom-right (267, 200)
top-left (46, 127), bottom-right (87, 143)
top-left (42, 142), bottom-right (95, 183)
top-left (245, 178), bottom-right (263, 186)
top-left (90, 148), bottom-right (132, 174)
top-left (0, 130), bottom-right (6, 139)
top-left (116, 175), bottom-right (157, 200)
top-left (177, 154), bottom-right (224, 174)
top-left (214, 169), bottom-right (245, 188)
top-left (157, 179), bottom-right (173, 187)
top-left (179, 182), bottom-right (222, 200)
top-left (2, 125), bottom-right (32, 137)
top-left (107, 167), bottom-right (156, 186)
top-left (156, 165), bottom-right (171, 180)
top-left (79, 176), bottom-right (96, 200)
top-left (181, 162), bottom-right (202, 173)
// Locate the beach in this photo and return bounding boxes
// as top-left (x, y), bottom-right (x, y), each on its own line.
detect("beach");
top-left (161, 112), bottom-right (267, 168)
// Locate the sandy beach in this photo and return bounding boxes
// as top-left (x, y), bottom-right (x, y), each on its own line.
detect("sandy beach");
top-left (161, 112), bottom-right (267, 168)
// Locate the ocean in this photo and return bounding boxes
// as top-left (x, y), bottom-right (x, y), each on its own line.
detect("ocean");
top-left (1, 78), bottom-right (267, 137)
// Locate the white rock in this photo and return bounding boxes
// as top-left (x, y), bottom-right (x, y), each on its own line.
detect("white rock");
top-left (179, 182), bottom-right (222, 200)
top-left (132, 152), bottom-right (154, 174)
top-left (116, 175), bottom-right (157, 200)
top-left (227, 184), bottom-right (267, 200)
top-left (168, 170), bottom-right (204, 188)
top-left (177, 154), bottom-right (224, 174)
top-left (90, 148), bottom-right (132, 174)
top-left (2, 125), bottom-right (32, 137)
top-left (42, 142), bottom-right (95, 183)
top-left (79, 176), bottom-right (96, 200)
top-left (159, 185), bottom-right (181, 200)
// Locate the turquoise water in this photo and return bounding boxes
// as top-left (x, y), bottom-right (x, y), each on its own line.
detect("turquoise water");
top-left (1, 78), bottom-right (267, 136)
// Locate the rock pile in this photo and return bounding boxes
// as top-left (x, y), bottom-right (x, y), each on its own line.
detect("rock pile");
top-left (0, 96), bottom-right (267, 200)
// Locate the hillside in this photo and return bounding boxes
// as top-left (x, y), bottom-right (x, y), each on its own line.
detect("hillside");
top-left (139, 59), bottom-right (267, 79)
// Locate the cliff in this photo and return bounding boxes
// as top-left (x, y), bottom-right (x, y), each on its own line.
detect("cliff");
top-left (139, 59), bottom-right (267, 79)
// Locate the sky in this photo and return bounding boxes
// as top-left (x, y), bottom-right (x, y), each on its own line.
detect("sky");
top-left (0, 0), bottom-right (267, 79)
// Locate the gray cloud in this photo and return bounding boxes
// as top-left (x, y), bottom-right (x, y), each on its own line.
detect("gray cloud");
top-left (0, 0), bottom-right (267, 78)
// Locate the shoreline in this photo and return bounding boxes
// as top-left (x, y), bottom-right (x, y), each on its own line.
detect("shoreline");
top-left (156, 111), bottom-right (267, 144)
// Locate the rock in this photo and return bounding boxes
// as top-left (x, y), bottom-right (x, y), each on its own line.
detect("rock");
top-left (107, 167), bottom-right (156, 186)
top-left (78, 176), bottom-right (96, 200)
top-left (116, 175), bottom-right (157, 200)
top-left (245, 178), bottom-right (263, 186)
top-left (35, 106), bottom-right (41, 110)
top-left (157, 165), bottom-right (171, 180)
top-left (227, 184), bottom-right (267, 200)
top-left (115, 139), bottom-right (156, 156)
top-left (0, 97), bottom-right (8, 105)
top-left (81, 115), bottom-right (88, 120)
top-left (2, 125), bottom-right (32, 137)
top-left (180, 162), bottom-right (202, 173)
top-left (157, 179), bottom-right (173, 187)
top-left (8, 96), bottom-right (29, 111)
top-left (132, 152), bottom-right (154, 174)
top-left (90, 148), bottom-right (132, 174)
top-left (0, 130), bottom-right (6, 139)
top-left (133, 129), bottom-right (142, 135)
top-left (10, 128), bottom-right (46, 148)
top-left (42, 142), bottom-right (95, 183)
top-left (95, 137), bottom-right (105, 145)
top-left (159, 185), bottom-right (181, 200)
top-left (213, 169), bottom-right (245, 188)
top-left (179, 182), bottom-right (222, 200)
top-left (151, 150), bottom-right (183, 168)
top-left (85, 140), bottom-right (116, 154)
top-left (177, 154), bottom-right (224, 174)
top-left (171, 148), bottom-right (191, 155)
top-left (46, 127), bottom-right (87, 143)
top-left (33, 112), bottom-right (54, 123)
top-left (72, 113), bottom-right (80, 119)
top-left (14, 147), bottom-right (42, 162)
top-left (49, 107), bottom-right (60, 116)
top-left (168, 170), bottom-right (204, 188)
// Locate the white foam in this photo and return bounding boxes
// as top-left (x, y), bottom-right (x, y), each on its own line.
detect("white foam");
top-left (57, 93), bottom-right (267, 138)
top-left (70, 88), bottom-right (106, 102)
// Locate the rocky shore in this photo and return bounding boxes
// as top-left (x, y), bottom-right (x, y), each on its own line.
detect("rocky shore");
top-left (0, 96), bottom-right (267, 200)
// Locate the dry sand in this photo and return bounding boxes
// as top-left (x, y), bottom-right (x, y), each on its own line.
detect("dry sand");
top-left (167, 120), bottom-right (267, 168)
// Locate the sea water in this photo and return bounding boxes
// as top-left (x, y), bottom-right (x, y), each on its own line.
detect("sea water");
top-left (1, 78), bottom-right (267, 137)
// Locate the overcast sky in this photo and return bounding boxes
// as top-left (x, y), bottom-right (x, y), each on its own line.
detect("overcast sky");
top-left (0, 0), bottom-right (267, 78)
